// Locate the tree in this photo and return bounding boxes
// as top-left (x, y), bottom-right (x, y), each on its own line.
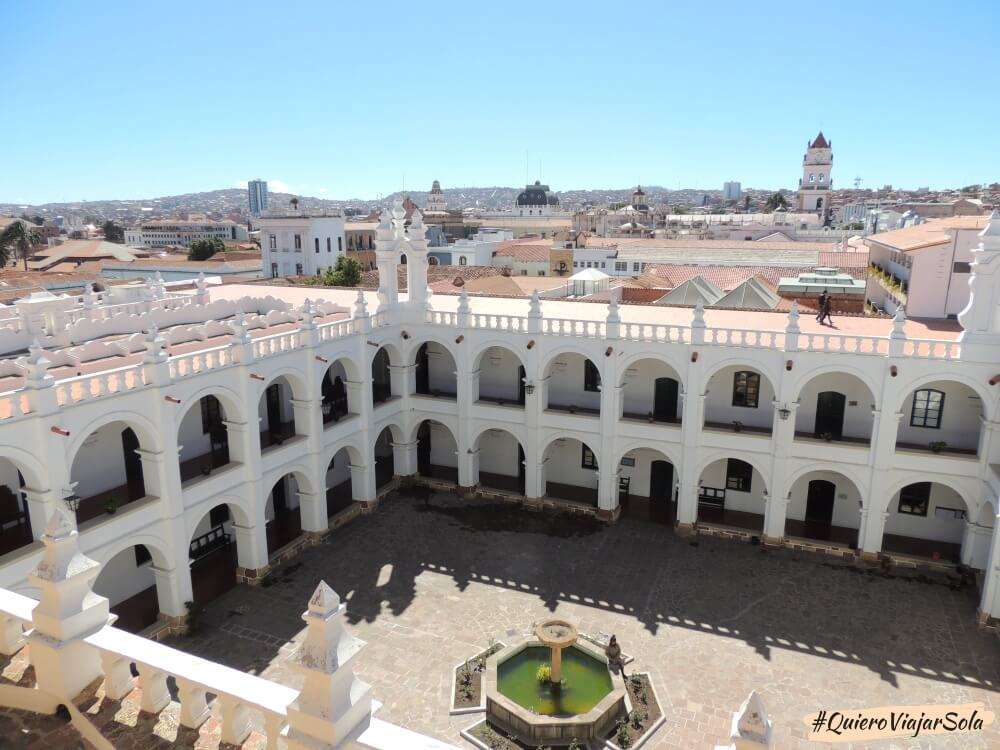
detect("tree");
top-left (188, 237), bottom-right (225, 261)
top-left (765, 193), bottom-right (788, 212)
top-left (743, 195), bottom-right (751, 212)
top-left (0, 220), bottom-right (39, 270)
top-left (324, 255), bottom-right (362, 287)
top-left (102, 220), bottom-right (124, 243)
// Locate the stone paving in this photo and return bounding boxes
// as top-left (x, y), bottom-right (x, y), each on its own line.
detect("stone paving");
top-left (167, 491), bottom-right (1000, 749)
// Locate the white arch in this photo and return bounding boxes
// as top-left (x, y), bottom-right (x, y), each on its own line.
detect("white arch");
top-left (177, 384), bottom-right (246, 428)
top-left (701, 357), bottom-right (779, 396)
top-left (542, 346), bottom-right (604, 375)
top-left (883, 475), bottom-right (979, 518)
top-left (783, 464), bottom-right (866, 504)
top-left (790, 362), bottom-right (879, 409)
top-left (616, 441), bottom-right (681, 469)
top-left (368, 341), bottom-right (403, 369)
top-left (404, 335), bottom-right (460, 368)
top-left (616, 351), bottom-right (686, 388)
top-left (321, 352), bottom-right (363, 383)
top-left (186, 495), bottom-right (252, 534)
top-left (472, 423), bottom-right (526, 448)
top-left (541, 433), bottom-right (601, 464)
top-left (695, 451), bottom-right (770, 492)
top-left (0, 445), bottom-right (47, 490)
top-left (67, 410), bottom-right (162, 472)
top-left (263, 465), bottom-right (318, 497)
top-left (409, 416), bottom-right (459, 445)
top-left (893, 373), bottom-right (994, 419)
top-left (93, 533), bottom-right (172, 570)
top-left (258, 367), bottom-right (309, 402)
top-left (322, 435), bottom-right (366, 471)
top-left (471, 341), bottom-right (526, 370)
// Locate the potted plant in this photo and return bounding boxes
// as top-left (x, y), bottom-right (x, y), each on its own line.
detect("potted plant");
top-left (647, 411), bottom-right (655, 423)
top-left (732, 420), bottom-right (743, 433)
top-left (929, 440), bottom-right (947, 454)
top-left (104, 498), bottom-right (118, 515)
top-left (820, 432), bottom-right (834, 442)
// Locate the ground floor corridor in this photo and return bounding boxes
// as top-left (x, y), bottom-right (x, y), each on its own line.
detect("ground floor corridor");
top-left (165, 491), bottom-right (999, 749)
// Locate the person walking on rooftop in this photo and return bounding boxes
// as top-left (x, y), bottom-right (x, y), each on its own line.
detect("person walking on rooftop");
top-left (816, 289), bottom-right (828, 322)
top-left (819, 294), bottom-right (834, 326)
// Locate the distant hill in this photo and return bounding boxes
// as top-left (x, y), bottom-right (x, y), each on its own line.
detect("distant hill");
top-left (1, 184), bottom-right (783, 224)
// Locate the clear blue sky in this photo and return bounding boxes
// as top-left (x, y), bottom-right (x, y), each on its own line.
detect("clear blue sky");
top-left (2, 0), bottom-right (998, 204)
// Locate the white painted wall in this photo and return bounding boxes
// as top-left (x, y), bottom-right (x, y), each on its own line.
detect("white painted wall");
top-left (896, 380), bottom-right (982, 451)
top-left (178, 400), bottom-right (213, 462)
top-left (794, 373), bottom-right (875, 439)
top-left (884, 483), bottom-right (967, 544)
top-left (265, 474), bottom-right (301, 522)
top-left (478, 347), bottom-right (523, 402)
top-left (326, 448), bottom-right (352, 489)
top-left (700, 459), bottom-right (766, 515)
top-left (422, 342), bottom-right (457, 394)
top-left (618, 449), bottom-right (675, 499)
top-left (544, 439), bottom-right (599, 491)
top-left (786, 472), bottom-right (862, 529)
top-left (72, 423), bottom-right (130, 499)
top-left (94, 546), bottom-right (154, 606)
top-left (621, 359), bottom-right (684, 418)
top-left (546, 354), bottom-right (601, 411)
top-left (477, 430), bottom-right (521, 477)
top-left (427, 422), bottom-right (458, 467)
top-left (704, 366), bottom-right (774, 430)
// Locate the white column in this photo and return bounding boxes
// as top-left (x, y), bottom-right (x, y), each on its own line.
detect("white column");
top-left (150, 563), bottom-right (191, 620)
top-left (283, 582), bottom-right (373, 749)
top-left (676, 389), bottom-right (704, 529)
top-left (28, 508), bottom-right (110, 700)
top-left (349, 462), bottom-right (376, 504)
top-left (296, 489), bottom-right (327, 534)
top-left (858, 409), bottom-right (902, 558)
top-left (962, 518), bottom-right (994, 570)
top-left (597, 343), bottom-right (621, 518)
top-left (393, 439), bottom-right (418, 477)
top-left (765, 400), bottom-right (799, 544)
top-left (977, 512), bottom-right (1000, 625)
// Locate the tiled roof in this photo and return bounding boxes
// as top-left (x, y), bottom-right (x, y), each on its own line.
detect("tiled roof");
top-left (360, 264), bottom-right (507, 292)
top-left (867, 216), bottom-right (990, 252)
top-left (598, 237), bottom-right (840, 252)
top-left (810, 131), bottom-right (830, 149)
top-left (493, 242), bottom-right (550, 262)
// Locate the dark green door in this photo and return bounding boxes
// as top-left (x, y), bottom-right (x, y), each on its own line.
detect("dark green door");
top-left (654, 378), bottom-right (679, 421)
top-left (814, 391), bottom-right (846, 438)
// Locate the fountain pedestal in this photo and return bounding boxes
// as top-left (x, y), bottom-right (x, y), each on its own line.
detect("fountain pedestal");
top-left (534, 620), bottom-right (578, 684)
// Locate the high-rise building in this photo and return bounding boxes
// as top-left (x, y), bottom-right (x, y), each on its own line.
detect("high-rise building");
top-left (248, 179), bottom-right (269, 217)
top-left (723, 181), bottom-right (742, 201)
top-left (797, 133), bottom-right (832, 213)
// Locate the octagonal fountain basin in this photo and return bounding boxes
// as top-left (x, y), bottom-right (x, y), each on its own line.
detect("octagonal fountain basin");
top-left (485, 638), bottom-right (626, 746)
top-left (498, 645), bottom-right (612, 716)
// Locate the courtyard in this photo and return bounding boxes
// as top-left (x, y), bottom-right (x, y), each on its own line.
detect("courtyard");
top-left (169, 490), bottom-right (1000, 749)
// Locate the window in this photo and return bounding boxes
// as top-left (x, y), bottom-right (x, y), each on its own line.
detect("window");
top-left (633, 262), bottom-right (640, 272)
top-left (953, 261), bottom-right (971, 274)
top-left (459, 256), bottom-right (467, 266)
top-left (294, 234), bottom-right (302, 249)
top-left (819, 173), bottom-right (825, 182)
top-left (910, 388), bottom-right (944, 428)
top-left (898, 482), bottom-right (931, 516)
top-left (338, 237), bottom-right (342, 252)
top-left (326, 237), bottom-right (331, 252)
top-left (270, 262), bottom-right (278, 278)
top-left (520, 270), bottom-right (527, 276)
top-left (615, 261), bottom-right (627, 272)
top-left (600, 262), bottom-right (606, 268)
top-left (725, 459), bottom-right (753, 492)
top-left (809, 173), bottom-right (815, 183)
top-left (314, 237), bottom-right (320, 253)
top-left (200, 395), bottom-right (223, 434)
top-left (584, 359), bottom-right (601, 392)
top-left (732, 371), bottom-right (760, 408)
top-left (581, 444), bottom-right (598, 470)
top-left (268, 234), bottom-right (276, 250)
top-left (295, 263), bottom-right (303, 275)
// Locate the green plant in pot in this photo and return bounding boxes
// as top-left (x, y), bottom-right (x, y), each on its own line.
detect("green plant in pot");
top-left (535, 664), bottom-right (552, 684)
top-left (929, 440), bottom-right (947, 454)
top-left (104, 498), bottom-right (118, 515)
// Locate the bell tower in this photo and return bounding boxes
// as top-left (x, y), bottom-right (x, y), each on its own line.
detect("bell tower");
top-left (797, 132), bottom-right (832, 213)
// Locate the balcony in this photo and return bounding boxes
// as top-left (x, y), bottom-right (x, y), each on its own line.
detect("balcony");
top-left (868, 264), bottom-right (908, 304)
top-left (69, 480), bottom-right (148, 525)
top-left (704, 420), bottom-right (772, 437)
top-left (260, 422), bottom-right (298, 452)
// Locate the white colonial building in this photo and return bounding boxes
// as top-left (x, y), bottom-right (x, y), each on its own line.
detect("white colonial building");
top-left (0, 203), bottom-right (997, 671)
top-left (258, 211), bottom-right (347, 278)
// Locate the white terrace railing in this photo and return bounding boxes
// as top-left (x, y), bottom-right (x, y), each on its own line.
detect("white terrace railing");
top-left (0, 298), bottom-right (965, 424)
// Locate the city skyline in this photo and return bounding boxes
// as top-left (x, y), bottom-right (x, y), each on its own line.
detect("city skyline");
top-left (2, 1), bottom-right (998, 205)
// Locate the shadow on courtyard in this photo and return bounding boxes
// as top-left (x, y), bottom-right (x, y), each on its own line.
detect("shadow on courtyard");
top-left (170, 490), bottom-right (999, 693)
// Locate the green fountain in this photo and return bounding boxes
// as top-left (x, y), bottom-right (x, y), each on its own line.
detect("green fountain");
top-left (484, 619), bottom-right (625, 745)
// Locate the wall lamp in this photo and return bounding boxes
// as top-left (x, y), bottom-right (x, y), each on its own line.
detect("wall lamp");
top-left (785, 359), bottom-right (793, 371)
top-left (526, 340), bottom-right (535, 349)
top-left (455, 335), bottom-right (465, 344)
top-left (605, 347), bottom-right (613, 357)
top-left (777, 404), bottom-right (791, 421)
top-left (525, 383), bottom-right (536, 396)
top-left (690, 352), bottom-right (698, 362)
top-left (889, 365), bottom-right (898, 378)
top-left (401, 331), bottom-right (410, 340)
